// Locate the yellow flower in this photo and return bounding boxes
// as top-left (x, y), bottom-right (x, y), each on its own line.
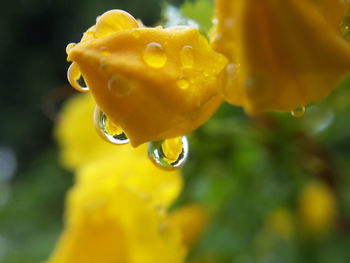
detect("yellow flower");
top-left (54, 93), bottom-right (143, 170)
top-left (298, 181), bottom-right (337, 237)
top-left (70, 148), bottom-right (183, 209)
top-left (211, 0), bottom-right (350, 114)
top-left (48, 186), bottom-right (186, 263)
top-left (47, 140), bottom-right (210, 263)
top-left (66, 10), bottom-right (227, 146)
top-left (264, 207), bottom-right (294, 240)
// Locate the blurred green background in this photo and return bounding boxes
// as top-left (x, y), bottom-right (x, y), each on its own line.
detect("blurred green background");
top-left (1, 0), bottom-right (350, 262)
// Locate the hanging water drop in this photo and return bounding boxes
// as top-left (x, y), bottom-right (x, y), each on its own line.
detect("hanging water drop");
top-left (291, 106), bottom-right (306, 118)
top-left (180, 45), bottom-right (194, 68)
top-left (67, 63), bottom-right (89, 92)
top-left (143, 42), bottom-right (167, 68)
top-left (94, 106), bottom-right (129, 145)
top-left (148, 136), bottom-right (189, 170)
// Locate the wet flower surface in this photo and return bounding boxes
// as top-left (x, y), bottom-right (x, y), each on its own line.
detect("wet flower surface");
top-left (211, 0), bottom-right (350, 114)
top-left (66, 10), bottom-right (227, 147)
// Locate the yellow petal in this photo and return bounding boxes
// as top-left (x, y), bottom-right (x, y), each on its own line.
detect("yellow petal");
top-left (71, 148), bottom-right (183, 209)
top-left (212, 0), bottom-right (350, 114)
top-left (67, 10), bottom-right (227, 146)
top-left (48, 186), bottom-right (186, 263)
top-left (298, 181), bottom-right (337, 237)
top-left (48, 139), bottom-right (185, 263)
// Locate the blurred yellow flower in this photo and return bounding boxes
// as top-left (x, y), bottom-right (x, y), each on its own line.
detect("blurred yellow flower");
top-left (48, 182), bottom-right (185, 263)
top-left (265, 207), bottom-right (294, 240)
top-left (70, 147), bottom-right (183, 209)
top-left (66, 9), bottom-right (227, 146)
top-left (212, 0), bottom-right (350, 114)
top-left (47, 144), bottom-right (212, 263)
top-left (49, 92), bottom-right (209, 262)
top-left (298, 181), bottom-right (337, 237)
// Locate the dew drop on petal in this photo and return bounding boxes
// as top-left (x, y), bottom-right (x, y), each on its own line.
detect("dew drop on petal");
top-left (177, 76), bottom-right (189, 90)
top-left (67, 63), bottom-right (89, 92)
top-left (94, 106), bottom-right (129, 145)
top-left (94, 10), bottom-right (139, 38)
top-left (148, 136), bottom-right (189, 170)
top-left (143, 42), bottom-right (167, 68)
top-left (180, 45), bottom-right (194, 68)
top-left (291, 106), bottom-right (306, 118)
top-left (108, 75), bottom-right (131, 97)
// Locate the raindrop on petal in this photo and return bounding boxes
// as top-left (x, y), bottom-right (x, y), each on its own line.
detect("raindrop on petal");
top-left (177, 76), bottom-right (189, 90)
top-left (94, 106), bottom-right (129, 145)
top-left (180, 45), bottom-right (194, 68)
top-left (67, 63), bottom-right (89, 92)
top-left (94, 9), bottom-right (139, 38)
top-left (108, 75), bottom-right (131, 97)
top-left (148, 136), bottom-right (189, 170)
top-left (291, 106), bottom-right (306, 118)
top-left (143, 42), bottom-right (167, 68)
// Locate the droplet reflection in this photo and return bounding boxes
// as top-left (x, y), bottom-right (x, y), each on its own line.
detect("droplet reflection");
top-left (148, 136), bottom-right (189, 170)
top-left (94, 106), bottom-right (129, 145)
top-left (143, 42), bottom-right (167, 68)
top-left (67, 63), bottom-right (89, 92)
top-left (291, 106), bottom-right (306, 118)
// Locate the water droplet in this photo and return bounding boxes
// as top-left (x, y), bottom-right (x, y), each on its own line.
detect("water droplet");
top-left (143, 42), bottom-right (167, 68)
top-left (67, 63), bottom-right (89, 92)
top-left (108, 75), bottom-right (131, 97)
top-left (180, 45), bottom-right (194, 68)
top-left (340, 22), bottom-right (350, 41)
top-left (291, 106), bottom-right (306, 118)
top-left (94, 10), bottom-right (139, 38)
top-left (177, 76), bottom-right (189, 90)
top-left (94, 106), bottom-right (129, 145)
top-left (148, 136), bottom-right (188, 170)
top-left (66, 43), bottom-right (76, 55)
